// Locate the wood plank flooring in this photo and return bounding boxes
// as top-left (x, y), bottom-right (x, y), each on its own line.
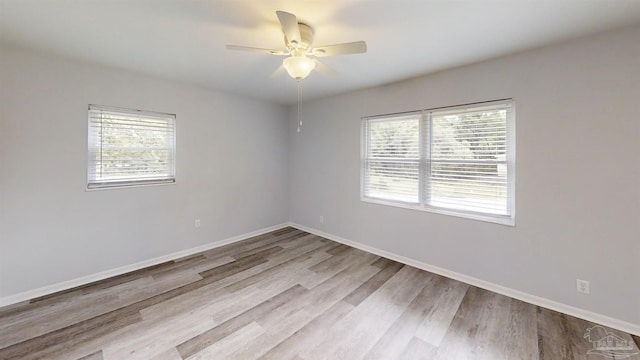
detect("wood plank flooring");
top-left (1, 227), bottom-right (638, 360)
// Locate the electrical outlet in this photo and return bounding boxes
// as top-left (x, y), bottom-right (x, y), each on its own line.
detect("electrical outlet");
top-left (576, 279), bottom-right (590, 294)
top-left (194, 219), bottom-right (201, 228)
top-left (319, 215), bottom-right (324, 224)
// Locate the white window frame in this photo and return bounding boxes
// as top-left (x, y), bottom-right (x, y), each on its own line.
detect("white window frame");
top-left (87, 105), bottom-right (176, 190)
top-left (361, 99), bottom-right (515, 226)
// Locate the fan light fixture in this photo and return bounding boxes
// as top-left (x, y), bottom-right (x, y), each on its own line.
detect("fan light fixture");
top-left (282, 55), bottom-right (316, 80)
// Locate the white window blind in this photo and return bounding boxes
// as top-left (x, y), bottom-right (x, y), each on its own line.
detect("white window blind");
top-left (87, 105), bottom-right (176, 189)
top-left (363, 113), bottom-right (421, 203)
top-left (362, 100), bottom-right (515, 225)
top-left (428, 104), bottom-right (511, 216)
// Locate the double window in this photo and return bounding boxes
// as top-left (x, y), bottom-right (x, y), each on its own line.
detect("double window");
top-left (87, 105), bottom-right (176, 189)
top-left (362, 100), bottom-right (515, 225)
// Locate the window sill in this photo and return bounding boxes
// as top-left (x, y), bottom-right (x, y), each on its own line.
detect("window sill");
top-left (86, 179), bottom-right (176, 191)
top-left (361, 197), bottom-right (515, 226)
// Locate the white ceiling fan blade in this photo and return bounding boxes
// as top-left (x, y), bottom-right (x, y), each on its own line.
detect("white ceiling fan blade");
top-left (276, 11), bottom-right (301, 47)
top-left (269, 64), bottom-right (286, 78)
top-left (313, 59), bottom-right (336, 76)
top-left (226, 45), bottom-right (288, 56)
top-left (312, 41), bottom-right (367, 57)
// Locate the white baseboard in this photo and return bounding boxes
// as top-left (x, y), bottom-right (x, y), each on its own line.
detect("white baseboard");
top-left (3, 221), bottom-right (637, 336)
top-left (0, 223), bottom-right (289, 308)
top-left (290, 222), bottom-right (640, 336)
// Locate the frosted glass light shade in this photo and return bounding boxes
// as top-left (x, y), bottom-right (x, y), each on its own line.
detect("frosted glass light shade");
top-left (283, 56), bottom-right (316, 79)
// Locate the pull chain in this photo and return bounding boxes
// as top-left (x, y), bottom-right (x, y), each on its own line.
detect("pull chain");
top-left (297, 80), bottom-right (303, 133)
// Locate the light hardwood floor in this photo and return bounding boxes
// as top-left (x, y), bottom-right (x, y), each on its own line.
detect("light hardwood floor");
top-left (1, 228), bottom-right (638, 360)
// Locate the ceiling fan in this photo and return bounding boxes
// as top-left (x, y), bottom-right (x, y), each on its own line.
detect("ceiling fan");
top-left (226, 11), bottom-right (367, 80)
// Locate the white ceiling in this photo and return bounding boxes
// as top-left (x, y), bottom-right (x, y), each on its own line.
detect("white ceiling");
top-left (1, 0), bottom-right (640, 105)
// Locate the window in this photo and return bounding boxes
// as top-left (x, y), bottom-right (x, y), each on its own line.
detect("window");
top-left (87, 105), bottom-right (176, 189)
top-left (362, 100), bottom-right (514, 225)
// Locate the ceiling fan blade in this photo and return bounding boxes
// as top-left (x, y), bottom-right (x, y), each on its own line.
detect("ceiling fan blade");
top-left (226, 45), bottom-right (288, 56)
top-left (276, 11), bottom-right (301, 47)
top-left (312, 41), bottom-right (367, 57)
top-left (269, 64), bottom-right (286, 78)
top-left (313, 59), bottom-right (336, 76)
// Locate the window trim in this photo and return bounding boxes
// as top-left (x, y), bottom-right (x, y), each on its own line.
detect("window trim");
top-left (361, 99), bottom-right (515, 226)
top-left (86, 104), bottom-right (177, 190)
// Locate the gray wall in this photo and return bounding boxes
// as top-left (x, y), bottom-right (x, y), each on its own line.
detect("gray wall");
top-left (0, 44), bottom-right (290, 297)
top-left (289, 25), bottom-right (640, 325)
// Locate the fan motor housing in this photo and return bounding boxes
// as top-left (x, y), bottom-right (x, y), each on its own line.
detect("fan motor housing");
top-left (285, 23), bottom-right (314, 50)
